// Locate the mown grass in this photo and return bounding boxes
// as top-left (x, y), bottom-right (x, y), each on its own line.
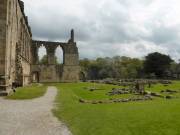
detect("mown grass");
top-left (7, 84), bottom-right (47, 100)
top-left (53, 81), bottom-right (180, 135)
top-left (6, 81), bottom-right (180, 134)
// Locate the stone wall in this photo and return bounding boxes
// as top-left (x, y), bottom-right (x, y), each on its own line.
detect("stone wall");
top-left (31, 65), bottom-right (63, 83)
top-left (62, 40), bottom-right (80, 82)
top-left (0, 0), bottom-right (80, 95)
top-left (0, 0), bottom-right (7, 77)
top-left (61, 66), bottom-right (80, 82)
top-left (31, 30), bottom-right (80, 83)
top-left (0, 0), bottom-right (32, 94)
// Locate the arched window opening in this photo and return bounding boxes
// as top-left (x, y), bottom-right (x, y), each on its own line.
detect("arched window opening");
top-left (38, 45), bottom-right (47, 64)
top-left (55, 46), bottom-right (63, 65)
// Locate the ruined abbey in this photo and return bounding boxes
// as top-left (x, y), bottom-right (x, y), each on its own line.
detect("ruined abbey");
top-left (0, 0), bottom-right (80, 95)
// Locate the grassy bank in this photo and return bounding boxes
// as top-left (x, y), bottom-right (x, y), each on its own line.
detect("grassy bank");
top-left (53, 82), bottom-right (180, 135)
top-left (7, 84), bottom-right (47, 100)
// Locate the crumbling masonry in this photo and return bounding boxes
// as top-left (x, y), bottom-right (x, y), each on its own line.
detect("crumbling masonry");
top-left (0, 0), bottom-right (80, 95)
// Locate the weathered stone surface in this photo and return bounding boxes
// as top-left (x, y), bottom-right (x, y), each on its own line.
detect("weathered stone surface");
top-left (31, 31), bottom-right (80, 83)
top-left (0, 0), bottom-right (80, 94)
top-left (0, 0), bottom-right (7, 76)
top-left (78, 96), bottom-right (153, 104)
top-left (0, 0), bottom-right (32, 94)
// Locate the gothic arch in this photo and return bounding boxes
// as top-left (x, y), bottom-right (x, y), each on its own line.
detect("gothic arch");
top-left (38, 44), bottom-right (47, 63)
top-left (31, 30), bottom-right (80, 82)
top-left (55, 45), bottom-right (64, 64)
top-left (32, 42), bottom-right (66, 65)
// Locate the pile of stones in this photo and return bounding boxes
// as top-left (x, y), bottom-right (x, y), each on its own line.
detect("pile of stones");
top-left (160, 89), bottom-right (178, 94)
top-left (88, 79), bottom-right (135, 86)
top-left (107, 88), bottom-right (131, 96)
top-left (145, 91), bottom-right (175, 99)
top-left (83, 87), bottom-right (102, 91)
top-left (148, 92), bottom-right (164, 98)
top-left (159, 80), bottom-right (172, 85)
top-left (107, 81), bottom-right (146, 96)
top-left (79, 95), bottom-right (153, 104)
top-left (159, 80), bottom-right (172, 86)
top-left (86, 79), bottom-right (176, 102)
top-left (88, 79), bottom-right (116, 84)
top-left (88, 79), bottom-right (157, 88)
top-left (88, 79), bottom-right (172, 87)
top-left (79, 99), bottom-right (111, 104)
top-left (112, 95), bottom-right (152, 103)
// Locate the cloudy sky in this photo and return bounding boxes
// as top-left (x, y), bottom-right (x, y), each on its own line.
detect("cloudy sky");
top-left (23, 0), bottom-right (180, 61)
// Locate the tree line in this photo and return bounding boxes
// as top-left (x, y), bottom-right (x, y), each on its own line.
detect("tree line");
top-left (80, 52), bottom-right (180, 80)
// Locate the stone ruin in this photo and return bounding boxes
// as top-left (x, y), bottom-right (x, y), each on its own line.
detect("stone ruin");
top-left (31, 29), bottom-right (80, 83)
top-left (0, 0), bottom-right (80, 95)
top-left (82, 79), bottom-right (177, 104)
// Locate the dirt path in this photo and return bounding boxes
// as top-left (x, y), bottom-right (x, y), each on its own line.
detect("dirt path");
top-left (0, 86), bottom-right (72, 135)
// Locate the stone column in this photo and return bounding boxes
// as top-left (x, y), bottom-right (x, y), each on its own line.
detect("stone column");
top-left (0, 0), bottom-right (8, 93)
top-left (68, 29), bottom-right (75, 43)
top-left (31, 42), bottom-right (39, 64)
top-left (71, 29), bottom-right (74, 42)
top-left (45, 45), bottom-right (57, 65)
top-left (61, 42), bottom-right (80, 82)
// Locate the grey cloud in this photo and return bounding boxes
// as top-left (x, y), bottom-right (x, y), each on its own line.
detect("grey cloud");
top-left (117, 0), bottom-right (153, 6)
top-left (147, 25), bottom-right (180, 44)
top-left (23, 0), bottom-right (180, 61)
top-left (28, 13), bottom-right (92, 41)
top-left (135, 44), bottom-right (147, 52)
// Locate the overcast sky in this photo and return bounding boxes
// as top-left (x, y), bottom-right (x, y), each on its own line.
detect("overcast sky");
top-left (23, 0), bottom-right (180, 61)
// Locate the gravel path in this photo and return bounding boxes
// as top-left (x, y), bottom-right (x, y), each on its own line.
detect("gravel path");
top-left (0, 86), bottom-right (72, 135)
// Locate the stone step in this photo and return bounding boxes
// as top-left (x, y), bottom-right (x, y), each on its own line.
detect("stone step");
top-left (0, 91), bottom-right (8, 96)
top-left (0, 85), bottom-right (6, 91)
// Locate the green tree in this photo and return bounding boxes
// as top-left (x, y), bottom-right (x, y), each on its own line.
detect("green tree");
top-left (39, 55), bottom-right (48, 64)
top-left (79, 58), bottom-right (90, 71)
top-left (39, 55), bottom-right (59, 65)
top-left (144, 52), bottom-right (173, 78)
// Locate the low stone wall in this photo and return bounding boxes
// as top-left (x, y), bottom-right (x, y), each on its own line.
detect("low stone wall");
top-left (31, 64), bottom-right (80, 83)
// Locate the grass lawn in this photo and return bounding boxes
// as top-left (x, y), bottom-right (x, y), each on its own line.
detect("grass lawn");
top-left (53, 81), bottom-right (180, 135)
top-left (7, 84), bottom-right (47, 100)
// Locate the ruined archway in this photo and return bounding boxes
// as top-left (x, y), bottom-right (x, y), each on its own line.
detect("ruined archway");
top-left (38, 45), bottom-right (47, 64)
top-left (31, 30), bottom-right (80, 82)
top-left (32, 71), bottom-right (39, 83)
top-left (55, 46), bottom-right (64, 64)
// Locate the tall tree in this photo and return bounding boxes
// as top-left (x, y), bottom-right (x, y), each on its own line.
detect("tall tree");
top-left (144, 52), bottom-right (173, 78)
